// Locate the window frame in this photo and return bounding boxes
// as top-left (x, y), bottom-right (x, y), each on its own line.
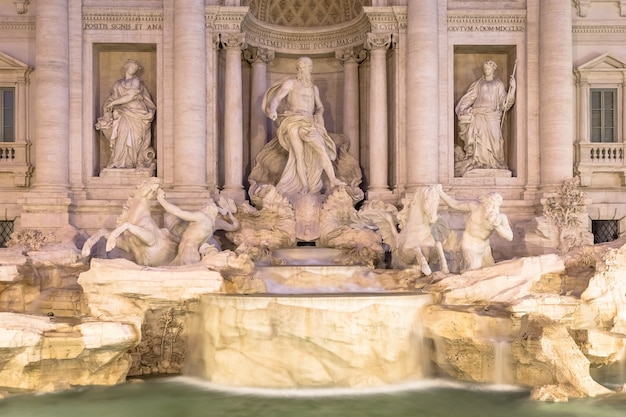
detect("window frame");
top-left (590, 87), bottom-right (617, 143)
top-left (0, 86), bottom-right (15, 142)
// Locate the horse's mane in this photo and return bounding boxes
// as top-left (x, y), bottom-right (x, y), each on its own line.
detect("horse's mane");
top-left (116, 177), bottom-right (161, 227)
top-left (397, 186), bottom-right (438, 230)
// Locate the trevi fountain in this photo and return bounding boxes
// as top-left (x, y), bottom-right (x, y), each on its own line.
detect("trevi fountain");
top-left (1, 1), bottom-right (626, 416)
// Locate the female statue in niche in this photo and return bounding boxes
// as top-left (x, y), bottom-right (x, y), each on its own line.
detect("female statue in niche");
top-left (96, 59), bottom-right (156, 170)
top-left (454, 59), bottom-right (516, 176)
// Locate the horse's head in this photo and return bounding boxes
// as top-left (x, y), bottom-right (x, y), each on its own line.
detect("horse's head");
top-left (414, 186), bottom-right (440, 224)
top-left (135, 177), bottom-right (161, 198)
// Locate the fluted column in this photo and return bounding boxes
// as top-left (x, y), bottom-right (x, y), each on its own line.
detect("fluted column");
top-left (220, 33), bottom-right (246, 202)
top-left (622, 76), bottom-right (626, 141)
top-left (578, 77), bottom-right (589, 143)
top-left (539, 0), bottom-right (573, 187)
top-left (245, 47), bottom-right (274, 164)
top-left (15, 72), bottom-right (30, 143)
top-left (365, 33), bottom-right (394, 200)
top-left (33, 0), bottom-right (70, 192)
top-left (19, 0), bottom-right (72, 230)
top-left (173, 0), bottom-right (207, 190)
top-left (336, 48), bottom-right (364, 161)
top-left (406, 0), bottom-right (439, 187)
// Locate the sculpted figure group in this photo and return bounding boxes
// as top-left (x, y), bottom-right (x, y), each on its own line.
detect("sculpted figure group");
top-left (85, 55), bottom-right (515, 276)
top-left (81, 178), bottom-right (251, 274)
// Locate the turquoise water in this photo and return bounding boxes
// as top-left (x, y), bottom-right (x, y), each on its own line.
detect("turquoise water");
top-left (1, 377), bottom-right (626, 417)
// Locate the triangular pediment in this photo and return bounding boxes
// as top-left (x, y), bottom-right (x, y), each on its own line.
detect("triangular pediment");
top-left (577, 52), bottom-right (626, 71)
top-left (0, 51), bottom-right (31, 72)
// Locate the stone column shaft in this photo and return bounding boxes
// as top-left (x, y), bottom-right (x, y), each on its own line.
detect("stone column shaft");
top-left (173, 0), bottom-right (207, 190)
top-left (366, 33), bottom-right (393, 200)
top-left (337, 48), bottom-right (363, 161)
top-left (539, 0), bottom-right (573, 186)
top-left (34, 0), bottom-right (70, 191)
top-left (246, 47), bottom-right (274, 164)
top-left (578, 79), bottom-right (589, 143)
top-left (221, 33), bottom-right (246, 202)
top-left (622, 78), bottom-right (626, 141)
top-left (16, 75), bottom-right (29, 142)
top-left (406, 0), bottom-right (439, 186)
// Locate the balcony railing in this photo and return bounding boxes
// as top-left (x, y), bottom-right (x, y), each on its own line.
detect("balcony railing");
top-left (0, 141), bottom-right (33, 187)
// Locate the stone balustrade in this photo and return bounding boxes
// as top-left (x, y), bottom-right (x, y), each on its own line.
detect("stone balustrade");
top-left (576, 142), bottom-right (626, 186)
top-left (0, 141), bottom-right (32, 187)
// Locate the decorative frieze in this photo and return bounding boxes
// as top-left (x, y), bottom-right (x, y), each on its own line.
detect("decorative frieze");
top-left (573, 24), bottom-right (626, 34)
top-left (206, 7), bottom-right (247, 32)
top-left (0, 17), bottom-right (35, 31)
top-left (447, 11), bottom-right (526, 32)
top-left (82, 8), bottom-right (163, 31)
top-left (363, 7), bottom-right (402, 33)
top-left (242, 12), bottom-right (369, 54)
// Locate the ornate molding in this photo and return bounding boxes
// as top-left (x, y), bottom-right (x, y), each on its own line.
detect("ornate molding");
top-left (0, 16), bottom-right (34, 31)
top-left (573, 0), bottom-right (591, 17)
top-left (13, 0), bottom-right (29, 15)
top-left (242, 11), bottom-right (369, 55)
top-left (243, 47), bottom-right (275, 65)
top-left (447, 11), bottom-right (526, 32)
top-left (82, 8), bottom-right (163, 31)
top-left (219, 32), bottom-right (246, 50)
top-left (363, 7), bottom-right (402, 33)
top-left (573, 23), bottom-right (626, 34)
top-left (206, 6), bottom-right (248, 32)
top-left (335, 47), bottom-right (366, 64)
top-left (365, 33), bottom-right (395, 51)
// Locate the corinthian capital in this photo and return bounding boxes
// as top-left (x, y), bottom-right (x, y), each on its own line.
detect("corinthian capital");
top-left (220, 32), bottom-right (246, 50)
top-left (243, 47), bottom-right (275, 65)
top-left (365, 33), bottom-right (395, 51)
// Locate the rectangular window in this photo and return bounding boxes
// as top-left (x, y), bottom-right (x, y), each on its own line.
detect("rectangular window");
top-left (0, 87), bottom-right (15, 142)
top-left (0, 220), bottom-right (14, 248)
top-left (592, 219), bottom-right (619, 244)
top-left (590, 88), bottom-right (616, 143)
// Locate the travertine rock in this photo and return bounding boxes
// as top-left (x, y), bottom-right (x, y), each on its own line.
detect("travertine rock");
top-left (0, 312), bottom-right (136, 391)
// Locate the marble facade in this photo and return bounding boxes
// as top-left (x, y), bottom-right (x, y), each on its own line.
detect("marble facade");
top-left (0, 1), bottom-right (625, 254)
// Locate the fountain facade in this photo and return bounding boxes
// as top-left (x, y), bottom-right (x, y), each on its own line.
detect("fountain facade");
top-left (2, 0), bottom-right (626, 405)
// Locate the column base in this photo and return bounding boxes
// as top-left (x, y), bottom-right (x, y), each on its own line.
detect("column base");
top-left (219, 187), bottom-right (247, 204)
top-left (365, 187), bottom-right (394, 203)
top-left (18, 192), bottom-right (73, 231)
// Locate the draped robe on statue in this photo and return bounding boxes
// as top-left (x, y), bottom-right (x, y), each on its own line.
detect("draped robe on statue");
top-left (261, 80), bottom-right (338, 195)
top-left (104, 79), bottom-right (156, 169)
top-left (455, 77), bottom-right (512, 175)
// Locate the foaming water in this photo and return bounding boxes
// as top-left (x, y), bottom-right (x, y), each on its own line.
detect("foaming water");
top-left (170, 375), bottom-right (526, 398)
top-left (2, 376), bottom-right (625, 417)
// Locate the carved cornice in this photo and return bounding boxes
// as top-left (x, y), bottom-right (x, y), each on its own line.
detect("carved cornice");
top-left (82, 8), bottom-right (163, 31)
top-left (363, 7), bottom-right (402, 33)
top-left (447, 11), bottom-right (526, 32)
top-left (0, 16), bottom-right (34, 31)
top-left (206, 6), bottom-right (248, 32)
top-left (573, 23), bottom-right (626, 34)
top-left (242, 11), bottom-right (370, 55)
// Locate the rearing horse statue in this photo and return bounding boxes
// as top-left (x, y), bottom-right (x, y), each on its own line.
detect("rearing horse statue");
top-left (82, 178), bottom-right (178, 266)
top-left (361, 185), bottom-right (454, 275)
